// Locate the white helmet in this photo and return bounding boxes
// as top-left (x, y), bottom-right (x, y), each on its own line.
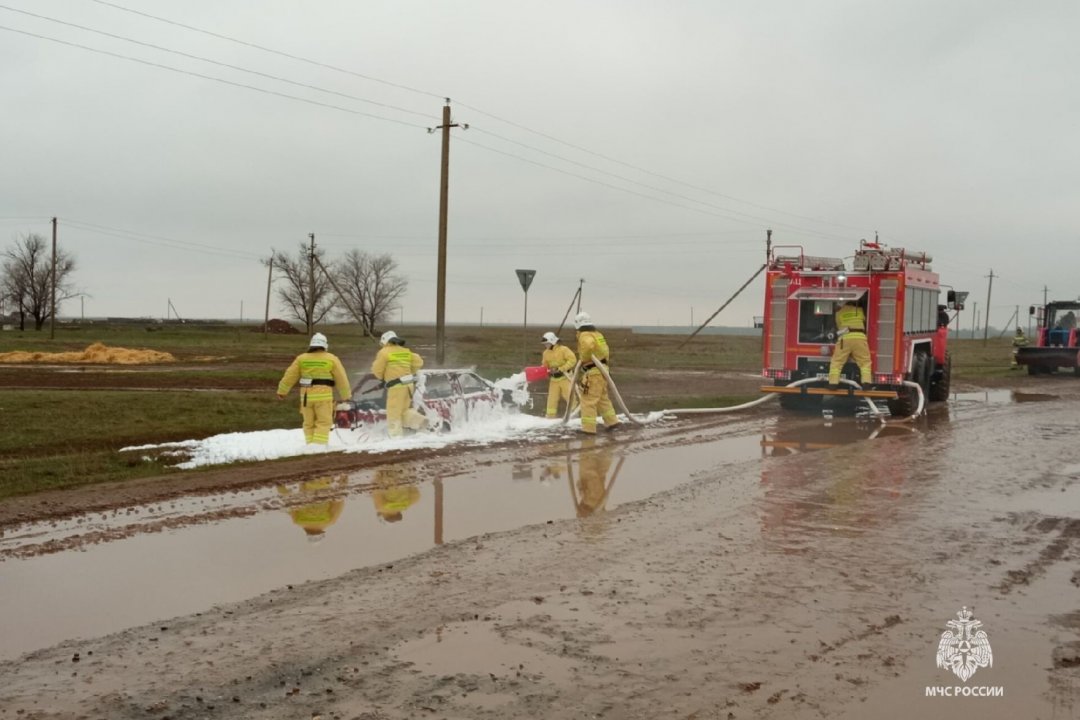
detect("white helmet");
top-left (380, 330), bottom-right (399, 346)
top-left (573, 311), bottom-right (593, 329)
top-left (541, 331), bottom-right (559, 346)
top-left (309, 332), bottom-right (328, 349)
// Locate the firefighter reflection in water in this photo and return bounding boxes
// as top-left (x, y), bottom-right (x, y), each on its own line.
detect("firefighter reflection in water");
top-left (828, 299), bottom-right (872, 388)
top-left (278, 475), bottom-right (348, 544)
top-left (372, 466), bottom-right (420, 523)
top-left (570, 438), bottom-right (619, 518)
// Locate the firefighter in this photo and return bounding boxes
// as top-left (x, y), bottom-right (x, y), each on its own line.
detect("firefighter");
top-left (574, 312), bottom-right (620, 434)
top-left (277, 476), bottom-right (347, 544)
top-left (828, 299), bottom-right (872, 387)
top-left (372, 330), bottom-right (425, 437)
top-left (541, 331), bottom-right (577, 419)
top-left (277, 332), bottom-right (352, 445)
top-left (1011, 327), bottom-right (1028, 368)
top-left (371, 466), bottom-right (420, 523)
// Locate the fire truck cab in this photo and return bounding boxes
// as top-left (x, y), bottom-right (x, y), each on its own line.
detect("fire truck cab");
top-left (760, 240), bottom-right (956, 416)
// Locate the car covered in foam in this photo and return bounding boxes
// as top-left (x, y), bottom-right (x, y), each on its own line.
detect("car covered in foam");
top-left (334, 368), bottom-right (509, 432)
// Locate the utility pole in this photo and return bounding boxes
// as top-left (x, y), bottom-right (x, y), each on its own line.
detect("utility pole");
top-left (263, 251), bottom-right (274, 339)
top-left (307, 233), bottom-right (316, 335)
top-left (431, 100), bottom-right (467, 365)
top-left (765, 228), bottom-right (772, 263)
top-left (972, 301), bottom-right (977, 340)
top-left (983, 269), bottom-right (995, 343)
top-left (49, 217), bottom-right (57, 339)
top-left (576, 278), bottom-right (584, 313)
top-left (1043, 285), bottom-right (1049, 307)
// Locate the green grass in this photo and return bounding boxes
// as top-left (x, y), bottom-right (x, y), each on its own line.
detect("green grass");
top-left (0, 323), bottom-right (1029, 501)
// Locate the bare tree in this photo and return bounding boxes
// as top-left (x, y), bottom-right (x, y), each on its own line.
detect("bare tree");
top-left (269, 243), bottom-right (337, 334)
top-left (1, 234), bottom-right (77, 331)
top-left (335, 250), bottom-right (407, 337)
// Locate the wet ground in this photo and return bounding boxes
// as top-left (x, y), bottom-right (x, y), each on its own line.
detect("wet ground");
top-left (2, 385), bottom-right (1079, 719)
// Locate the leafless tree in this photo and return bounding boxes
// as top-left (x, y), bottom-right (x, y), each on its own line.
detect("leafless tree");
top-left (269, 243), bottom-right (337, 335)
top-left (335, 250), bottom-right (407, 337)
top-left (1, 233), bottom-right (77, 331)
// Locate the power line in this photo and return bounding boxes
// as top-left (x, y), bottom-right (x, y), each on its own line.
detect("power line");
top-left (459, 135), bottom-right (853, 243)
top-left (0, 4), bottom-right (437, 123)
top-left (79, 0), bottom-right (880, 240)
top-left (61, 218), bottom-right (264, 261)
top-left (0, 24), bottom-right (430, 130)
top-left (86, 0), bottom-right (445, 101)
top-left (459, 101), bottom-right (872, 235)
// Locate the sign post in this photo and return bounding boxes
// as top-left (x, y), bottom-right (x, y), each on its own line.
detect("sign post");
top-left (515, 269), bottom-right (536, 365)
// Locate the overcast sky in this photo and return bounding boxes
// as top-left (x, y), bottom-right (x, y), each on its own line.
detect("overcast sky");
top-left (2, 0), bottom-right (1077, 331)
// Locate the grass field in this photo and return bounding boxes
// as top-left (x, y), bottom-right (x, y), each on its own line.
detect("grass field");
top-left (0, 321), bottom-right (1023, 500)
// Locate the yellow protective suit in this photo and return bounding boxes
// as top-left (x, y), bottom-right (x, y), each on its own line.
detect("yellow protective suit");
top-left (576, 329), bottom-right (619, 433)
top-left (277, 350), bottom-right (351, 444)
top-left (574, 442), bottom-right (615, 517)
top-left (542, 342), bottom-right (577, 418)
top-left (372, 467), bottom-right (420, 522)
top-left (372, 343), bottom-right (425, 437)
top-left (277, 476), bottom-right (347, 541)
top-left (1011, 330), bottom-right (1028, 367)
top-left (828, 302), bottom-right (872, 385)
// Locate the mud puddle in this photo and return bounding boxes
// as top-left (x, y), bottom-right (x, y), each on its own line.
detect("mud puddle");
top-left (1, 422), bottom-right (767, 660)
top-left (0, 389), bottom-right (1034, 665)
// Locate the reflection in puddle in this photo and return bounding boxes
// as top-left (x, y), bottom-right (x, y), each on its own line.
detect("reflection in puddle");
top-left (0, 427), bottom-right (763, 660)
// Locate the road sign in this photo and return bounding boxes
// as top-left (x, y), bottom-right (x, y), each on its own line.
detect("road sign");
top-left (515, 269), bottom-right (536, 293)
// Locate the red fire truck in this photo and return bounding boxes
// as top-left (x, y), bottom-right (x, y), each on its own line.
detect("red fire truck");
top-left (759, 240), bottom-right (961, 416)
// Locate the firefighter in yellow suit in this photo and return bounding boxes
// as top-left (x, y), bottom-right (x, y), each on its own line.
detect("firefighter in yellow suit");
top-left (541, 331), bottom-right (577, 418)
top-left (372, 330), bottom-right (425, 437)
top-left (277, 332), bottom-right (352, 445)
top-left (372, 466), bottom-right (420, 523)
top-left (277, 475), bottom-right (347, 544)
top-left (828, 300), bottom-right (872, 387)
top-left (574, 312), bottom-right (620, 434)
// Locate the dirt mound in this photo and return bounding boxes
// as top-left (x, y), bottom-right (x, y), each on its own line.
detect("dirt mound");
top-left (0, 342), bottom-right (176, 365)
top-left (252, 319), bottom-right (300, 334)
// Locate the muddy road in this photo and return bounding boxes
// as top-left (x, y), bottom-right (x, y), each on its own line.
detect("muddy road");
top-left (2, 384), bottom-right (1080, 719)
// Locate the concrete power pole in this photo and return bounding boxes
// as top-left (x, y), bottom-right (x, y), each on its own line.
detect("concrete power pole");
top-left (263, 252), bottom-right (274, 339)
top-left (432, 100), bottom-right (467, 365)
top-left (50, 217), bottom-right (57, 339)
top-left (982, 270), bottom-right (995, 343)
top-left (307, 233), bottom-right (316, 336)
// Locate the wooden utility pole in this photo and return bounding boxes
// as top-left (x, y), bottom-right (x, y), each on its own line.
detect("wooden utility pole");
top-left (432, 100), bottom-right (467, 365)
top-left (576, 278), bottom-right (584, 314)
top-left (263, 252), bottom-right (274, 339)
top-left (1043, 285), bottom-right (1049, 307)
top-left (307, 233), bottom-right (316, 335)
top-left (982, 269), bottom-right (995, 343)
top-left (49, 217), bottom-right (57, 339)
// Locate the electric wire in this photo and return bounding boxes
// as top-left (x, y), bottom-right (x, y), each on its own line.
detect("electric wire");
top-left (61, 218), bottom-right (264, 262)
top-left (78, 0), bottom-right (881, 241)
top-left (0, 5), bottom-right (437, 122)
top-left (86, 0), bottom-right (445, 101)
top-left (0, 25), bottom-right (430, 130)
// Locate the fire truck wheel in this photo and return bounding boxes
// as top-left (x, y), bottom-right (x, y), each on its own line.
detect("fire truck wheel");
top-left (929, 352), bottom-right (951, 402)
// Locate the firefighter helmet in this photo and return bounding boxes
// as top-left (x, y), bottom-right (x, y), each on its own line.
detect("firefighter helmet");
top-left (380, 330), bottom-right (399, 346)
top-left (573, 312), bottom-right (593, 329)
top-left (309, 332), bottom-right (328, 349)
top-left (541, 331), bottom-right (559, 345)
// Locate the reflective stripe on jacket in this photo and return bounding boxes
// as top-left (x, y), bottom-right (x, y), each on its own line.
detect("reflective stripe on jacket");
top-left (576, 330), bottom-right (610, 373)
top-left (542, 344), bottom-right (576, 377)
top-left (372, 345), bottom-right (424, 383)
top-left (277, 351), bottom-right (351, 403)
top-left (835, 304), bottom-right (866, 333)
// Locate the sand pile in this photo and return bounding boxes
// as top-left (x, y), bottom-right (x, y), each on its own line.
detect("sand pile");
top-left (0, 342), bottom-right (177, 364)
